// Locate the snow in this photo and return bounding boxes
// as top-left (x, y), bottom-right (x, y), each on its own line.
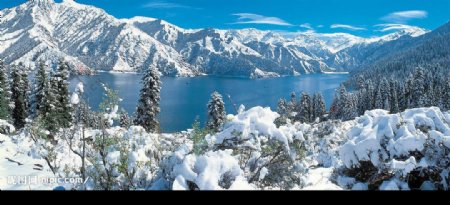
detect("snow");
top-left (172, 150), bottom-right (253, 190)
top-left (340, 108), bottom-right (448, 168)
top-left (70, 93), bottom-right (79, 105)
top-left (379, 180), bottom-right (400, 191)
top-left (0, 132), bottom-right (56, 190)
top-left (301, 168), bottom-right (342, 190)
top-left (214, 107), bottom-right (291, 152)
top-left (391, 157), bottom-right (417, 176)
top-left (1, 106), bottom-right (449, 190)
top-left (75, 82), bottom-right (84, 93)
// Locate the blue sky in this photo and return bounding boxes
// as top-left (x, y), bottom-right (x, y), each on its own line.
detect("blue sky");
top-left (2, 0), bottom-right (449, 37)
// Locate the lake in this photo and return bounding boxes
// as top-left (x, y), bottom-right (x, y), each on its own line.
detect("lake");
top-left (69, 73), bottom-right (348, 133)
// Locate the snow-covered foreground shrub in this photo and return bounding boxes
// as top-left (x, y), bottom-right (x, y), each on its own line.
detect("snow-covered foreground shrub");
top-left (155, 107), bottom-right (312, 190)
top-left (2, 106), bottom-right (449, 190)
top-left (0, 119), bottom-right (15, 134)
top-left (338, 107), bottom-right (450, 190)
top-left (14, 123), bottom-right (185, 190)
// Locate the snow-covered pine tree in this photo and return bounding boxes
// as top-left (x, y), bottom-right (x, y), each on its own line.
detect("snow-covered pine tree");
top-left (401, 75), bottom-right (414, 110)
top-left (356, 89), bottom-right (366, 116)
top-left (374, 78), bottom-right (390, 111)
top-left (134, 67), bottom-right (162, 133)
top-left (356, 75), bottom-right (365, 90)
top-left (41, 75), bottom-right (59, 132)
top-left (389, 80), bottom-right (400, 114)
top-left (312, 93), bottom-right (326, 122)
top-left (30, 60), bottom-right (48, 118)
top-left (287, 92), bottom-right (297, 121)
top-left (119, 110), bottom-right (131, 129)
top-left (330, 84), bottom-right (347, 120)
top-left (0, 59), bottom-right (11, 120)
top-left (275, 98), bottom-right (288, 126)
top-left (298, 92), bottom-right (312, 123)
top-left (364, 79), bottom-right (375, 112)
top-left (206, 91), bottom-right (226, 132)
top-left (411, 68), bottom-right (426, 108)
top-left (10, 65), bottom-right (27, 129)
top-left (17, 63), bottom-right (30, 117)
top-left (341, 93), bottom-right (358, 121)
top-left (444, 77), bottom-right (450, 111)
top-left (54, 60), bottom-right (72, 128)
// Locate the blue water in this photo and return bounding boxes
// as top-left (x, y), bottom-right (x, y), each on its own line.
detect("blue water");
top-left (69, 73), bottom-right (348, 133)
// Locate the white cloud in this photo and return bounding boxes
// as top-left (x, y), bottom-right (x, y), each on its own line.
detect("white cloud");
top-left (375, 23), bottom-right (424, 32)
top-left (232, 13), bottom-right (292, 26)
top-left (299, 23), bottom-right (313, 30)
top-left (143, 1), bottom-right (192, 9)
top-left (381, 10), bottom-right (428, 23)
top-left (330, 24), bottom-right (366, 31)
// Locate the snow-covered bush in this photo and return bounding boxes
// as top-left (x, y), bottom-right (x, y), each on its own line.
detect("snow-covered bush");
top-left (338, 107), bottom-right (450, 190)
top-left (156, 107), bottom-right (310, 190)
top-left (83, 126), bottom-right (161, 190)
top-left (0, 120), bottom-right (15, 134)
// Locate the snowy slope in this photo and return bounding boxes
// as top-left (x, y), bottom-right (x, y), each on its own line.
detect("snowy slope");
top-left (0, 0), bottom-right (428, 77)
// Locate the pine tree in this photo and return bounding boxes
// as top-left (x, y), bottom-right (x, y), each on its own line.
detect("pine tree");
top-left (374, 78), bottom-right (390, 111)
top-left (389, 80), bottom-right (400, 114)
top-left (330, 84), bottom-right (347, 120)
top-left (401, 75), bottom-right (414, 110)
top-left (298, 92), bottom-right (312, 123)
top-left (444, 77), bottom-right (450, 111)
top-left (42, 75), bottom-right (59, 132)
top-left (206, 91), bottom-right (226, 132)
top-left (134, 67), bottom-right (162, 133)
top-left (287, 92), bottom-right (297, 121)
top-left (0, 59), bottom-right (11, 120)
top-left (119, 110), bottom-right (131, 129)
top-left (411, 68), bottom-right (426, 108)
top-left (341, 93), bottom-right (358, 121)
top-left (356, 75), bottom-right (365, 90)
top-left (10, 65), bottom-right (27, 129)
top-left (31, 60), bottom-right (48, 118)
top-left (275, 98), bottom-right (288, 126)
top-left (312, 93), bottom-right (326, 122)
top-left (18, 63), bottom-right (30, 117)
top-left (54, 60), bottom-right (72, 128)
top-left (365, 80), bottom-right (375, 111)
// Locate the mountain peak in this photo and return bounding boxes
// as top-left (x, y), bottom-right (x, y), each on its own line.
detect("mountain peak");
top-left (27, 0), bottom-right (55, 7)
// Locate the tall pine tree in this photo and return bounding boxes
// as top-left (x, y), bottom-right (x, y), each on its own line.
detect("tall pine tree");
top-left (0, 59), bottom-right (11, 120)
top-left (389, 80), bottom-right (400, 114)
top-left (275, 98), bottom-right (289, 126)
top-left (10, 65), bottom-right (27, 129)
top-left (134, 67), bottom-right (162, 133)
top-left (411, 68), bottom-right (426, 108)
top-left (312, 93), bottom-right (326, 122)
top-left (54, 60), bottom-right (72, 128)
top-left (298, 92), bottom-right (312, 123)
top-left (206, 91), bottom-right (226, 132)
top-left (30, 60), bottom-right (48, 118)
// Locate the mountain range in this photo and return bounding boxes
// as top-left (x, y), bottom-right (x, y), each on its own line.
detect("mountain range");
top-left (0, 0), bottom-right (431, 77)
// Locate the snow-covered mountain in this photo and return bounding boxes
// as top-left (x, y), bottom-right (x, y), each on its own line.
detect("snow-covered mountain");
top-left (0, 0), bottom-right (428, 77)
